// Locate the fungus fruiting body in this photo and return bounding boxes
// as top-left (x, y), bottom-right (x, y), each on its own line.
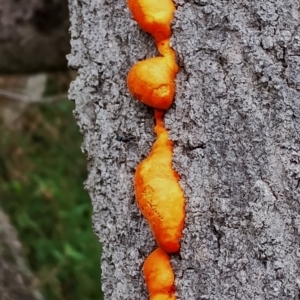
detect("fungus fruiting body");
top-left (135, 111), bottom-right (185, 253)
top-left (143, 248), bottom-right (176, 300)
top-left (127, 0), bottom-right (175, 42)
top-left (127, 57), bottom-right (177, 110)
top-left (127, 0), bottom-right (185, 299)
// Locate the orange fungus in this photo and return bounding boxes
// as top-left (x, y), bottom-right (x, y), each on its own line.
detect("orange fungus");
top-left (127, 57), bottom-right (177, 110)
top-left (143, 248), bottom-right (176, 300)
top-left (150, 295), bottom-right (176, 300)
top-left (127, 0), bottom-right (184, 298)
top-left (127, 0), bottom-right (176, 42)
top-left (134, 111), bottom-right (185, 253)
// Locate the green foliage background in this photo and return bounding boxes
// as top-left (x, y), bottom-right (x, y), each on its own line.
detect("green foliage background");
top-left (0, 100), bottom-right (103, 300)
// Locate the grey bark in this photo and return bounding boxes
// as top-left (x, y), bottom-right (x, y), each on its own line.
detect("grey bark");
top-left (68, 0), bottom-right (300, 299)
top-left (0, 0), bottom-right (70, 73)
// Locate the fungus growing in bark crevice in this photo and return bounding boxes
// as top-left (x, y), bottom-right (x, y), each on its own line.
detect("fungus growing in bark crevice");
top-left (134, 111), bottom-right (185, 253)
top-left (127, 0), bottom-right (176, 43)
top-left (127, 0), bottom-right (185, 298)
top-left (127, 57), bottom-right (177, 110)
top-left (143, 248), bottom-right (176, 300)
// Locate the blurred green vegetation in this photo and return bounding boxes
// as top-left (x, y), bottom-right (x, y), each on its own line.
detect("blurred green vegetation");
top-left (0, 100), bottom-right (103, 300)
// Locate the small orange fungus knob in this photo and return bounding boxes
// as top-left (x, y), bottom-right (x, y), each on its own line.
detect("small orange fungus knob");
top-left (134, 111), bottom-right (185, 253)
top-left (143, 248), bottom-right (176, 300)
top-left (127, 57), bottom-right (177, 110)
top-left (127, 0), bottom-right (176, 42)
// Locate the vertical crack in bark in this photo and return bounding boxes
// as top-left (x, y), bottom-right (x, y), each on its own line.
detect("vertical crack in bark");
top-left (126, 0), bottom-right (185, 298)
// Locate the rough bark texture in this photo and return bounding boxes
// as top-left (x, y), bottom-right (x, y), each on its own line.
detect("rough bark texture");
top-left (0, 210), bottom-right (43, 300)
top-left (0, 0), bottom-right (70, 73)
top-left (68, 0), bottom-right (300, 299)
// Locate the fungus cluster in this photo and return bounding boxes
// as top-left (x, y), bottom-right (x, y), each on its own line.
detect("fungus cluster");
top-left (127, 0), bottom-right (185, 299)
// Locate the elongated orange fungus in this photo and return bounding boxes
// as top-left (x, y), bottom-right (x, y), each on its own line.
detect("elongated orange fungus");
top-left (135, 111), bottom-right (185, 253)
top-left (143, 248), bottom-right (176, 300)
top-left (127, 0), bottom-right (175, 43)
top-left (127, 0), bottom-right (184, 299)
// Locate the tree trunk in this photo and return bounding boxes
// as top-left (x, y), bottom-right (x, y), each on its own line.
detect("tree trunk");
top-left (0, 0), bottom-right (70, 73)
top-left (68, 1), bottom-right (300, 299)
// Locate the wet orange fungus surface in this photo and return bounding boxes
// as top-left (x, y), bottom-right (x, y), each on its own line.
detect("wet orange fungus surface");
top-left (127, 0), bottom-right (185, 299)
top-left (135, 111), bottom-right (185, 253)
top-left (127, 57), bottom-right (177, 110)
top-left (143, 248), bottom-right (176, 300)
top-left (127, 0), bottom-right (176, 42)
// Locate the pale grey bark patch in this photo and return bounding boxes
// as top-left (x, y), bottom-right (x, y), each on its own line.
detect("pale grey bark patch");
top-left (169, 1), bottom-right (300, 299)
top-left (68, 0), bottom-right (300, 299)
